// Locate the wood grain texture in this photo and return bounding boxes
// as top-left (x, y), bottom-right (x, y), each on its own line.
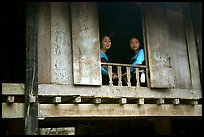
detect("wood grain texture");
top-left (71, 2), bottom-right (101, 85)
top-left (166, 2), bottom-right (192, 89)
top-left (50, 2), bottom-right (73, 84)
top-left (144, 3), bottom-right (175, 88)
top-left (38, 2), bottom-right (51, 84)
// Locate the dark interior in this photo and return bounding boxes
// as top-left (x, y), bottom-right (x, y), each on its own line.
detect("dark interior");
top-left (2, 2), bottom-right (26, 83)
top-left (98, 2), bottom-right (144, 64)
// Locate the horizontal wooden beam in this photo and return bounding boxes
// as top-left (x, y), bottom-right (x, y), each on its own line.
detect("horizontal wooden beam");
top-left (101, 62), bottom-right (146, 68)
top-left (2, 83), bottom-right (202, 99)
top-left (2, 83), bottom-right (25, 95)
top-left (2, 103), bottom-right (24, 118)
top-left (2, 103), bottom-right (202, 118)
top-left (38, 84), bottom-right (202, 99)
top-left (39, 104), bottom-right (202, 117)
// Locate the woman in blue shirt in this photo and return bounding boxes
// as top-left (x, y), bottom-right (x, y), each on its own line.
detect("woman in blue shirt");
top-left (122, 37), bottom-right (145, 85)
top-left (100, 35), bottom-right (117, 85)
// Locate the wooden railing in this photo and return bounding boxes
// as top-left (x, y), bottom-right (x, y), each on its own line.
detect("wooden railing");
top-left (101, 62), bottom-right (147, 87)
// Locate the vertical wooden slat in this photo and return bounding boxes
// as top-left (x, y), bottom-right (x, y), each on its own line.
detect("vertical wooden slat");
top-left (71, 2), bottom-right (101, 85)
top-left (166, 2), bottom-right (191, 89)
top-left (117, 66), bottom-right (122, 86)
top-left (126, 67), bottom-right (131, 87)
top-left (50, 2), bottom-right (73, 84)
top-left (182, 3), bottom-right (201, 91)
top-left (25, 2), bottom-right (38, 135)
top-left (38, 2), bottom-right (51, 84)
top-left (136, 68), bottom-right (140, 87)
top-left (141, 3), bottom-right (150, 87)
top-left (144, 2), bottom-right (175, 88)
top-left (108, 65), bottom-right (113, 86)
top-left (189, 3), bottom-right (202, 89)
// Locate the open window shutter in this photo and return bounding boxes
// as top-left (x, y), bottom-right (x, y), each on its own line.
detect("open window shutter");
top-left (144, 3), bottom-right (175, 88)
top-left (71, 2), bottom-right (101, 85)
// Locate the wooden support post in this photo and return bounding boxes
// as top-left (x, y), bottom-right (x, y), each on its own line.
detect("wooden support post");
top-left (94, 97), bottom-right (101, 104)
top-left (53, 97), bottom-right (62, 103)
top-left (118, 97), bottom-right (127, 105)
top-left (138, 98), bottom-right (144, 105)
top-left (25, 2), bottom-right (38, 135)
top-left (126, 67), bottom-right (131, 87)
top-left (108, 66), bottom-right (113, 86)
top-left (157, 98), bottom-right (165, 105)
top-left (7, 96), bottom-right (15, 103)
top-left (173, 98), bottom-right (180, 105)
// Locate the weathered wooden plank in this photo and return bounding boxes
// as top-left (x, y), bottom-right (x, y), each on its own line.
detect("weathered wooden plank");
top-left (2, 103), bottom-right (202, 119)
top-left (166, 3), bottom-right (192, 89)
top-left (183, 3), bottom-right (201, 91)
top-left (50, 2), bottom-right (73, 84)
top-left (38, 2), bottom-right (51, 84)
top-left (71, 2), bottom-right (101, 85)
top-left (39, 104), bottom-right (202, 117)
top-left (38, 84), bottom-right (202, 99)
top-left (141, 3), bottom-right (150, 87)
top-left (190, 3), bottom-right (202, 87)
top-left (144, 2), bottom-right (175, 88)
top-left (2, 83), bottom-right (25, 95)
top-left (2, 103), bottom-right (24, 118)
top-left (25, 3), bottom-right (38, 135)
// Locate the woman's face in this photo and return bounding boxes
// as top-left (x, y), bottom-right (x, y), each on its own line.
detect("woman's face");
top-left (130, 38), bottom-right (140, 51)
top-left (101, 36), bottom-right (111, 50)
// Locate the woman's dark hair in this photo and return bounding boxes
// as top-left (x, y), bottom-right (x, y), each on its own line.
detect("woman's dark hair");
top-left (100, 35), bottom-right (111, 43)
top-left (100, 35), bottom-right (111, 48)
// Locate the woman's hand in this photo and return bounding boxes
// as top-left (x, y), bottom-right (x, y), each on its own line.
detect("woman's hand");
top-left (112, 72), bottom-right (118, 80)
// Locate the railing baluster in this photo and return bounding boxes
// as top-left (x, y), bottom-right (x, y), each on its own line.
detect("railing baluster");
top-left (126, 67), bottom-right (131, 87)
top-left (135, 68), bottom-right (140, 87)
top-left (117, 66), bottom-right (122, 86)
top-left (108, 65), bottom-right (113, 86)
top-left (102, 62), bottom-right (146, 87)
